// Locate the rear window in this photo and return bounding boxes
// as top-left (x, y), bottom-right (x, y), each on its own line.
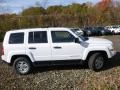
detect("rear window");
top-left (9, 33), bottom-right (24, 44)
top-left (28, 31), bottom-right (47, 43)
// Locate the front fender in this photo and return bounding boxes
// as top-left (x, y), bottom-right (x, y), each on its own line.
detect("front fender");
top-left (82, 46), bottom-right (110, 60)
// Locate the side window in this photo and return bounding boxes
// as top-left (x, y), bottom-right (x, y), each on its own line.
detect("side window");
top-left (28, 31), bottom-right (48, 43)
top-left (51, 31), bottom-right (75, 43)
top-left (9, 33), bottom-right (24, 44)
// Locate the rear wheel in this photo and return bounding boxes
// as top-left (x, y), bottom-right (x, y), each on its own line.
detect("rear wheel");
top-left (88, 53), bottom-right (105, 71)
top-left (13, 57), bottom-right (32, 75)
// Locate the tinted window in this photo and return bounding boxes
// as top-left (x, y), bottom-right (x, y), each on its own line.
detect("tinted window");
top-left (29, 31), bottom-right (47, 43)
top-left (112, 26), bottom-right (118, 28)
top-left (97, 27), bottom-right (104, 30)
top-left (9, 33), bottom-right (24, 44)
top-left (51, 31), bottom-right (75, 43)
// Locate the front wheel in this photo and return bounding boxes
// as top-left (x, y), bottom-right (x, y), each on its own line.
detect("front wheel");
top-left (88, 53), bottom-right (105, 71)
top-left (13, 57), bottom-right (32, 75)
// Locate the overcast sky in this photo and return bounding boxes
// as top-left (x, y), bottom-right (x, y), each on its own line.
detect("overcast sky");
top-left (2, 0), bottom-right (101, 13)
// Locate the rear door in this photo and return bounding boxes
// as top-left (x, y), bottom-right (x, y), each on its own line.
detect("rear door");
top-left (27, 31), bottom-right (51, 61)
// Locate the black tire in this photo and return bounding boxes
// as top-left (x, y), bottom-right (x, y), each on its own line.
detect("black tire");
top-left (88, 53), bottom-right (105, 72)
top-left (13, 57), bottom-right (32, 75)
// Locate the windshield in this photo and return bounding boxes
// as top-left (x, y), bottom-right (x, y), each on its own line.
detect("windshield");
top-left (70, 29), bottom-right (88, 41)
top-left (71, 29), bottom-right (81, 36)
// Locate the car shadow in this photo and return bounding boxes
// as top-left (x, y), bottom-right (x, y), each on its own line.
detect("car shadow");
top-left (31, 52), bottom-right (120, 74)
top-left (31, 64), bottom-right (87, 74)
top-left (103, 52), bottom-right (120, 71)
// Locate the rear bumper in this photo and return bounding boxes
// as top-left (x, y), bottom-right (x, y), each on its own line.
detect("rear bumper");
top-left (1, 55), bottom-right (8, 63)
top-left (1, 55), bottom-right (5, 61)
top-left (1, 55), bottom-right (11, 65)
top-left (1, 59), bottom-right (8, 64)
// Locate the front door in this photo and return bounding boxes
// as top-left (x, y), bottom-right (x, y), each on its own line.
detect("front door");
top-left (51, 31), bottom-right (84, 60)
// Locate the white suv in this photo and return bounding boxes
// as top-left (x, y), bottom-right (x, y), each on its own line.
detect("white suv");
top-left (1, 28), bottom-right (116, 75)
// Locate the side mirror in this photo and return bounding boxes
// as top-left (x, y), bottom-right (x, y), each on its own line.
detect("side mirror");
top-left (75, 38), bottom-right (80, 43)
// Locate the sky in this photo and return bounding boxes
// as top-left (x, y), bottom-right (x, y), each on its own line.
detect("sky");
top-left (1, 0), bottom-right (101, 14)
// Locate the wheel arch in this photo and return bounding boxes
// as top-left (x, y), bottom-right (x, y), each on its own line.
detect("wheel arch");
top-left (10, 55), bottom-right (32, 66)
top-left (86, 50), bottom-right (108, 61)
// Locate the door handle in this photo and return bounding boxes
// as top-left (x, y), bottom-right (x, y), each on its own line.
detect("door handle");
top-left (53, 46), bottom-right (62, 49)
top-left (29, 47), bottom-right (36, 49)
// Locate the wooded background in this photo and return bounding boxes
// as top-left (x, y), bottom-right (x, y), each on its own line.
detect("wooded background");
top-left (0, 0), bottom-right (120, 41)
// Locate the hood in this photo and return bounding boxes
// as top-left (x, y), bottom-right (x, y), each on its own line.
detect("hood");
top-left (86, 37), bottom-right (112, 44)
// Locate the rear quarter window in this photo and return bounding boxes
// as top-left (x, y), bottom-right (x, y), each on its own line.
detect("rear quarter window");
top-left (9, 32), bottom-right (24, 44)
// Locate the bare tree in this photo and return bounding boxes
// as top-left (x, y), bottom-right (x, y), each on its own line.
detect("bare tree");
top-left (35, 0), bottom-right (48, 8)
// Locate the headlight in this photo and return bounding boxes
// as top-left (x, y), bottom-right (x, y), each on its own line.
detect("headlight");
top-left (108, 44), bottom-right (114, 51)
top-left (81, 42), bottom-right (89, 48)
top-left (102, 30), bottom-right (105, 33)
top-left (109, 48), bottom-right (114, 51)
top-left (101, 30), bottom-right (105, 33)
top-left (87, 31), bottom-right (91, 34)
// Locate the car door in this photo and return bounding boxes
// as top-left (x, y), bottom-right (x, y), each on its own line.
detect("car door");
top-left (27, 31), bottom-right (51, 61)
top-left (51, 31), bottom-right (85, 60)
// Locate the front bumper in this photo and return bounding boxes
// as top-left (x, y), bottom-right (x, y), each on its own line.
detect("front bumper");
top-left (110, 50), bottom-right (116, 58)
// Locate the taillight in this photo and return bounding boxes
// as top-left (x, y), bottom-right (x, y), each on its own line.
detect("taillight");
top-left (2, 46), bottom-right (4, 55)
